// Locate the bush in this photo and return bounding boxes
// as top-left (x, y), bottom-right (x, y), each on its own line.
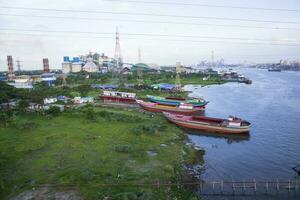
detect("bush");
top-left (115, 144), bottom-right (131, 153)
top-left (20, 122), bottom-right (38, 130)
top-left (132, 124), bottom-right (166, 135)
top-left (85, 107), bottom-right (96, 121)
top-left (97, 111), bottom-right (142, 123)
top-left (45, 106), bottom-right (61, 116)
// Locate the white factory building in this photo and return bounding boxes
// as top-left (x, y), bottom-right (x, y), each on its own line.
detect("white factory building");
top-left (82, 57), bottom-right (98, 73)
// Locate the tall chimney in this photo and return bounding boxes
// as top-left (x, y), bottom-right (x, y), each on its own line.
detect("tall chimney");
top-left (7, 55), bottom-right (15, 81)
top-left (43, 58), bottom-right (50, 73)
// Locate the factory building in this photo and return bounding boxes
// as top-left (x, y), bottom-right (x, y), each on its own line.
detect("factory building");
top-left (8, 75), bottom-right (33, 89)
top-left (82, 56), bottom-right (98, 72)
top-left (62, 56), bottom-right (83, 73)
top-left (41, 73), bottom-right (56, 86)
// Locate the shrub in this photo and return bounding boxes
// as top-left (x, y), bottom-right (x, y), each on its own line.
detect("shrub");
top-left (132, 124), bottom-right (166, 135)
top-left (45, 106), bottom-right (61, 116)
top-left (20, 122), bottom-right (38, 130)
top-left (85, 107), bottom-right (96, 121)
top-left (115, 145), bottom-right (131, 153)
top-left (97, 111), bottom-right (142, 123)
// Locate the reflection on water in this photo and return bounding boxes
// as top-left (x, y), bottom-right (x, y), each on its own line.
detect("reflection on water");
top-left (185, 68), bottom-right (300, 187)
top-left (185, 129), bottom-right (250, 144)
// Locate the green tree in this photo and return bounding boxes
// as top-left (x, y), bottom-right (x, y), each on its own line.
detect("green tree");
top-left (76, 84), bottom-right (91, 97)
top-left (16, 100), bottom-right (29, 113)
top-left (45, 106), bottom-right (61, 116)
top-left (0, 111), bottom-right (15, 127)
top-left (85, 107), bottom-right (96, 121)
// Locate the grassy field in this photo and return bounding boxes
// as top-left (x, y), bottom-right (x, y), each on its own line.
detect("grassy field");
top-left (0, 107), bottom-right (203, 199)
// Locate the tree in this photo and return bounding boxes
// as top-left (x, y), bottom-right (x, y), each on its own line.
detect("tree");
top-left (85, 107), bottom-right (96, 121)
top-left (16, 100), bottom-right (29, 113)
top-left (76, 84), bottom-right (91, 97)
top-left (0, 111), bottom-right (15, 127)
top-left (45, 106), bottom-right (61, 116)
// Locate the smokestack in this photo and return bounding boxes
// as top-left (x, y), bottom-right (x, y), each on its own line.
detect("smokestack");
top-left (7, 55), bottom-right (15, 81)
top-left (43, 58), bottom-right (50, 73)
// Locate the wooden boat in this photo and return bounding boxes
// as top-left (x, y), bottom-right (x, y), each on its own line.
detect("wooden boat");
top-left (163, 112), bottom-right (251, 134)
top-left (268, 68), bottom-right (281, 72)
top-left (136, 100), bottom-right (201, 115)
top-left (100, 91), bottom-right (137, 104)
top-left (147, 95), bottom-right (208, 108)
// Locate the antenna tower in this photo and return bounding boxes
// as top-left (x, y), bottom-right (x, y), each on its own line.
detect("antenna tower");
top-left (114, 27), bottom-right (123, 75)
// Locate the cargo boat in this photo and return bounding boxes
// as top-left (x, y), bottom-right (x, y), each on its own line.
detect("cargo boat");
top-left (164, 112), bottom-right (251, 134)
top-left (147, 95), bottom-right (208, 108)
top-left (268, 68), bottom-right (281, 72)
top-left (100, 91), bottom-right (137, 104)
top-left (136, 100), bottom-right (202, 115)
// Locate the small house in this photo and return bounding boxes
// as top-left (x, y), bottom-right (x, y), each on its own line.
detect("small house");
top-left (44, 97), bottom-right (57, 105)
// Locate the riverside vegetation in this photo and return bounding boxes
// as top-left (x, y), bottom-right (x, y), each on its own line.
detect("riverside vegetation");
top-left (0, 104), bottom-right (204, 199)
top-left (0, 71), bottom-right (218, 199)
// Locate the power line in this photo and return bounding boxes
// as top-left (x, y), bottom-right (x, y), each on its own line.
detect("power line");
top-left (1, 13), bottom-right (300, 31)
top-left (1, 32), bottom-right (300, 47)
top-left (1, 28), bottom-right (299, 43)
top-left (106, 0), bottom-right (300, 12)
top-left (0, 6), bottom-right (299, 24)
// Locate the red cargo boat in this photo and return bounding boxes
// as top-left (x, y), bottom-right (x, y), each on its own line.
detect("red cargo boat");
top-left (100, 91), bottom-right (137, 104)
top-left (136, 100), bottom-right (201, 115)
top-left (164, 112), bottom-right (251, 134)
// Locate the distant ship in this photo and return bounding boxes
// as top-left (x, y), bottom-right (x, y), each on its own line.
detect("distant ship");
top-left (268, 67), bottom-right (281, 72)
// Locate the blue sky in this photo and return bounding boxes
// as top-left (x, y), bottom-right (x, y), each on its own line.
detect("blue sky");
top-left (0, 0), bottom-right (300, 70)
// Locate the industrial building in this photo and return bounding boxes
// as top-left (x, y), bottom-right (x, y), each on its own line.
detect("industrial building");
top-left (8, 75), bottom-right (33, 89)
top-left (41, 73), bottom-right (56, 86)
top-left (82, 56), bottom-right (98, 72)
top-left (62, 53), bottom-right (111, 74)
top-left (62, 56), bottom-right (83, 73)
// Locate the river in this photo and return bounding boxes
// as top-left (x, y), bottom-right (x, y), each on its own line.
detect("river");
top-left (185, 68), bottom-right (300, 199)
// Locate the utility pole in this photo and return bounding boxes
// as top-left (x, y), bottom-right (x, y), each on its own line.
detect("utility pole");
top-left (175, 62), bottom-right (181, 90)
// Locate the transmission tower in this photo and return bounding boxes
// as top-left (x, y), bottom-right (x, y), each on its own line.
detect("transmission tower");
top-left (114, 26), bottom-right (123, 75)
top-left (16, 57), bottom-right (22, 72)
top-left (175, 62), bottom-right (181, 90)
top-left (138, 48), bottom-right (141, 63)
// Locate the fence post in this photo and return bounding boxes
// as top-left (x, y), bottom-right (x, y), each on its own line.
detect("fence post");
top-left (243, 180), bottom-right (246, 194)
top-left (232, 181), bottom-right (236, 195)
top-left (221, 180), bottom-right (224, 194)
top-left (265, 181), bottom-right (269, 194)
top-left (254, 179), bottom-right (257, 193)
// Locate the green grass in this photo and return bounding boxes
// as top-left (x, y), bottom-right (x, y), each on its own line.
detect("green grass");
top-left (0, 107), bottom-right (201, 199)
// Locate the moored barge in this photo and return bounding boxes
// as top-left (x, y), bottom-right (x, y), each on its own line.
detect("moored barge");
top-left (147, 95), bottom-right (208, 108)
top-left (136, 100), bottom-right (202, 115)
top-left (164, 112), bottom-right (251, 134)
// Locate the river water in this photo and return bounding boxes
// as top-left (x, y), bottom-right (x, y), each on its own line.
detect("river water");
top-left (184, 68), bottom-right (300, 198)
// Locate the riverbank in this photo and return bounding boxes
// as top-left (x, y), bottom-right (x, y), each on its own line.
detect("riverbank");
top-left (0, 106), bottom-right (203, 199)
